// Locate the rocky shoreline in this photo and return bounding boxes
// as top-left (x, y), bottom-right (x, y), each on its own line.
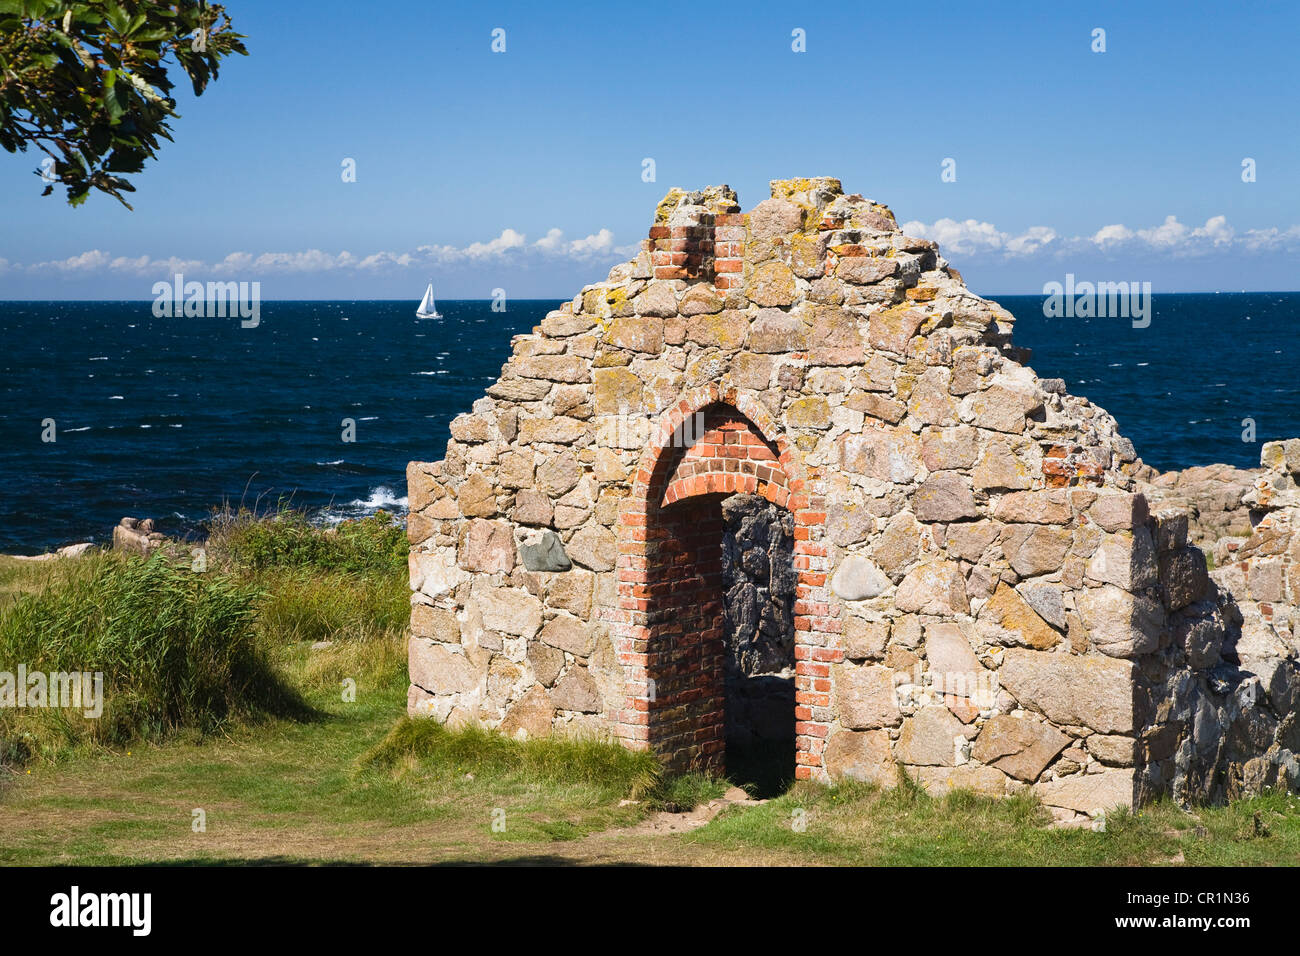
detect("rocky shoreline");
top-left (5, 516), bottom-right (172, 562)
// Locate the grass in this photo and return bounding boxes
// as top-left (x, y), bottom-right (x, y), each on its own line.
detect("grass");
top-left (205, 504), bottom-right (406, 577)
top-left (0, 552), bottom-right (304, 765)
top-left (692, 775), bottom-right (1300, 866)
top-left (2, 512), bottom-right (1300, 865)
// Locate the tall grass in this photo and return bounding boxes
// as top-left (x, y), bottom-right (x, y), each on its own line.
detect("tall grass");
top-left (203, 506), bottom-right (409, 648)
top-left (0, 553), bottom-right (305, 765)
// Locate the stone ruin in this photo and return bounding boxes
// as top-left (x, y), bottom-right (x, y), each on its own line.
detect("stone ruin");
top-left (406, 177), bottom-right (1300, 821)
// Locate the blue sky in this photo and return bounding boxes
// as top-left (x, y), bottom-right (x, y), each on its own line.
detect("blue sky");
top-left (2, 0), bottom-right (1298, 299)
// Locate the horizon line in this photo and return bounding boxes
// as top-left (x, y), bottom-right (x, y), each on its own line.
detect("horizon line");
top-left (3, 289), bottom-right (1300, 304)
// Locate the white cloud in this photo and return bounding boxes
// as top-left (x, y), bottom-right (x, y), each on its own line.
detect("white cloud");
top-left (901, 218), bottom-right (1056, 257)
top-left (566, 229), bottom-right (616, 256)
top-left (532, 228), bottom-right (566, 253)
top-left (533, 227), bottom-right (617, 258)
top-left (10, 224), bottom-right (622, 279)
top-left (1005, 226), bottom-right (1058, 256)
top-left (1090, 223), bottom-right (1133, 246)
top-left (1240, 224), bottom-right (1300, 251)
top-left (908, 213), bottom-right (1300, 259)
top-left (1083, 215), bottom-right (1240, 255)
top-left (462, 228), bottom-right (527, 259)
top-left (27, 250), bottom-right (208, 275)
top-left (18, 210), bottom-right (1300, 281)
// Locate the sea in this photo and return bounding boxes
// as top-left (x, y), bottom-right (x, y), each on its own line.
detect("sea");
top-left (1, 293), bottom-right (1297, 554)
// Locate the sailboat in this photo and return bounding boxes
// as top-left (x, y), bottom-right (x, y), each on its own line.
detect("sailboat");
top-left (415, 282), bottom-right (441, 319)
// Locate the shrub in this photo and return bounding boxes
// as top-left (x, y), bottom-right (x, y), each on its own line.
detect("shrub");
top-left (206, 505), bottom-right (406, 576)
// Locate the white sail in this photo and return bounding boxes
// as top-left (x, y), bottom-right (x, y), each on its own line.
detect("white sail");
top-left (415, 282), bottom-right (440, 319)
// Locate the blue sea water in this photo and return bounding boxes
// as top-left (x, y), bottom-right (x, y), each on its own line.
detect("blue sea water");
top-left (0, 294), bottom-right (1296, 554)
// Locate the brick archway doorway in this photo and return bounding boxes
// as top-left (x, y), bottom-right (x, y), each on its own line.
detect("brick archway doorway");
top-left (613, 385), bottom-right (831, 788)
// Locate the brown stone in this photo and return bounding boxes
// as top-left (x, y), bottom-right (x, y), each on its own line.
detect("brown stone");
top-left (844, 617), bottom-right (890, 660)
top-left (972, 714), bottom-right (1069, 782)
top-left (513, 489), bottom-right (554, 526)
top-left (868, 305), bottom-right (927, 355)
top-left (748, 198), bottom-right (805, 237)
top-left (847, 392), bottom-right (906, 424)
top-left (566, 524), bottom-right (617, 572)
top-left (538, 449), bottom-right (582, 497)
top-left (945, 521), bottom-right (999, 562)
top-left (1077, 584), bottom-right (1163, 658)
top-left (527, 642), bottom-right (565, 686)
top-left (1088, 493), bottom-right (1148, 532)
top-left (685, 309), bottom-right (749, 349)
top-left (732, 352), bottom-right (774, 389)
top-left (786, 395), bottom-right (831, 429)
top-left (1036, 769), bottom-right (1136, 813)
top-left (924, 622), bottom-right (983, 692)
top-left (518, 415), bottom-right (587, 445)
top-left (540, 612), bottom-right (596, 657)
top-left (500, 686), bottom-right (555, 739)
top-left (824, 730), bottom-right (896, 785)
top-left (409, 639), bottom-right (479, 695)
top-left (679, 283), bottom-right (723, 316)
top-left (894, 560), bottom-right (970, 615)
top-left (993, 490), bottom-right (1071, 525)
top-left (909, 765), bottom-right (1008, 797)
top-left (517, 354), bottom-right (590, 383)
top-left (895, 706), bottom-right (965, 767)
top-left (907, 367), bottom-right (958, 426)
top-left (551, 666), bottom-right (601, 713)
top-left (840, 427), bottom-right (922, 483)
top-left (973, 439), bottom-right (1033, 490)
top-left (967, 385), bottom-right (1038, 434)
top-left (748, 308), bottom-right (806, 352)
top-left (982, 582), bottom-right (1060, 650)
top-left (870, 511), bottom-right (921, 577)
top-left (593, 367), bottom-right (644, 414)
top-left (458, 518), bottom-right (516, 573)
top-left (913, 471), bottom-right (977, 522)
top-left (457, 472), bottom-right (498, 517)
top-left (836, 664), bottom-right (901, 729)
top-left (471, 581), bottom-right (543, 639)
top-left (411, 603), bottom-right (461, 644)
top-left (546, 569), bottom-right (594, 617)
top-left (747, 260), bottom-right (797, 307)
top-left (1001, 524), bottom-right (1072, 577)
top-left (606, 315), bottom-right (664, 354)
top-left (633, 282), bottom-right (678, 318)
top-left (921, 426), bottom-right (980, 471)
top-left (835, 256), bottom-right (898, 284)
top-left (999, 648), bottom-right (1135, 734)
top-left (498, 451), bottom-right (535, 489)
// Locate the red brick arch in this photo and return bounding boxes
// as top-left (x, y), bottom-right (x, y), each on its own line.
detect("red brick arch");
top-left (660, 409), bottom-right (792, 509)
top-left (610, 382), bottom-right (835, 779)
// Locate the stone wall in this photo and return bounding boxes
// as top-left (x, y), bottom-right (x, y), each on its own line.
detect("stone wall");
top-left (1139, 463), bottom-right (1263, 562)
top-left (406, 177), bottom-right (1300, 817)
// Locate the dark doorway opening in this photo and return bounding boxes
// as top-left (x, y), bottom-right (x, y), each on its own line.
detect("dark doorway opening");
top-left (720, 494), bottom-right (796, 798)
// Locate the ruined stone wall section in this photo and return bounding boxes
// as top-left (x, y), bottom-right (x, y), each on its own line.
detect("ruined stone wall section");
top-left (1155, 440), bottom-right (1300, 803)
top-left (405, 177), bottom-right (1299, 809)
